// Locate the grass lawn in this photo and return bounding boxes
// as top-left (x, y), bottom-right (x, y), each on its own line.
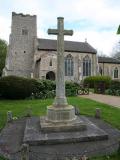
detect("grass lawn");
top-left (0, 96), bottom-right (120, 160)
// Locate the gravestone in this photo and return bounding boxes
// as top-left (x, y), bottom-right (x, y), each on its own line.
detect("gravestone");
top-left (7, 111), bottom-right (13, 122)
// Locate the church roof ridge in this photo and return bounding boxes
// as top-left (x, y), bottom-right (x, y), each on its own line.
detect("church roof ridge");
top-left (37, 38), bottom-right (97, 54)
top-left (98, 56), bottom-right (120, 64)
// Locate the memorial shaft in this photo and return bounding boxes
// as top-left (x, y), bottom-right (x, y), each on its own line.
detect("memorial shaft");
top-left (48, 17), bottom-right (73, 107)
top-left (56, 17), bottom-right (66, 106)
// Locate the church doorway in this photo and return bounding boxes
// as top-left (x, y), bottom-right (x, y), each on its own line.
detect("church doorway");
top-left (46, 71), bottom-right (55, 81)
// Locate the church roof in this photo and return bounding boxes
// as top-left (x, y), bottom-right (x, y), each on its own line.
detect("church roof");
top-left (98, 56), bottom-right (120, 64)
top-left (37, 38), bottom-right (97, 54)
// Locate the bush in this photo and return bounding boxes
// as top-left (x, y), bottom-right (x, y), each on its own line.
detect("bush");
top-left (111, 80), bottom-right (120, 90)
top-left (0, 76), bottom-right (33, 99)
top-left (84, 76), bottom-right (111, 89)
top-left (31, 79), bottom-right (56, 99)
top-left (105, 80), bottom-right (120, 96)
top-left (32, 80), bottom-right (79, 98)
top-left (65, 81), bottom-right (79, 96)
top-left (0, 76), bottom-right (79, 99)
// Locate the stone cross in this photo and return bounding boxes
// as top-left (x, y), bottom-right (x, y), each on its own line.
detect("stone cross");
top-left (48, 17), bottom-right (73, 106)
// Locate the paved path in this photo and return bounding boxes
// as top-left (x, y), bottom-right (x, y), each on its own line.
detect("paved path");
top-left (80, 93), bottom-right (120, 108)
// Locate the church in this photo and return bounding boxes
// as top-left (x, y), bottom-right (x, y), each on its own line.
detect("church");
top-left (3, 12), bottom-right (120, 81)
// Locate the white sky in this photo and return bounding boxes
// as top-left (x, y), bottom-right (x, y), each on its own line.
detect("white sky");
top-left (0, 0), bottom-right (120, 56)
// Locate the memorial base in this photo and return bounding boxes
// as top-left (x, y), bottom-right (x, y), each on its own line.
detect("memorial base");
top-left (40, 116), bottom-right (86, 133)
top-left (46, 105), bottom-right (76, 122)
top-left (23, 116), bottom-right (108, 145)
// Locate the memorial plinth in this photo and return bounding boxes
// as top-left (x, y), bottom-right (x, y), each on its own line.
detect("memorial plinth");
top-left (47, 105), bottom-right (76, 122)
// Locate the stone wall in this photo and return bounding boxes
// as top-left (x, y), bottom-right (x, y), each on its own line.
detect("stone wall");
top-left (98, 62), bottom-right (120, 80)
top-left (34, 50), bottom-right (97, 81)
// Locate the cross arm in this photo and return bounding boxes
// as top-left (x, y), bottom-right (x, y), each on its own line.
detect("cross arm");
top-left (48, 29), bottom-right (58, 35)
top-left (64, 30), bottom-right (73, 36)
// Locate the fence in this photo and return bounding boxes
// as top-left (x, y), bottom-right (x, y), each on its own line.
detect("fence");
top-left (0, 140), bottom-right (120, 160)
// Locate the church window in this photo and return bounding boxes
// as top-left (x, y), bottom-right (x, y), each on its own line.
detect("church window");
top-left (49, 59), bottom-right (52, 66)
top-left (99, 66), bottom-right (103, 75)
top-left (65, 54), bottom-right (74, 76)
top-left (83, 56), bottom-right (91, 76)
top-left (114, 67), bottom-right (118, 78)
top-left (22, 29), bottom-right (28, 35)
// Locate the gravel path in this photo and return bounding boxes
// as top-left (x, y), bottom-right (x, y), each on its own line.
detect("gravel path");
top-left (80, 93), bottom-right (120, 108)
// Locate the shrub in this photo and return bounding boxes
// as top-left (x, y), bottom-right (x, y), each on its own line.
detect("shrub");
top-left (31, 79), bottom-right (56, 99)
top-left (0, 76), bottom-right (33, 99)
top-left (84, 76), bottom-right (111, 89)
top-left (65, 81), bottom-right (79, 96)
top-left (110, 80), bottom-right (120, 90)
top-left (106, 80), bottom-right (120, 96)
top-left (0, 76), bottom-right (79, 99)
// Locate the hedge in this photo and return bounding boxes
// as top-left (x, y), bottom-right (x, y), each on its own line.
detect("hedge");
top-left (105, 80), bottom-right (120, 96)
top-left (0, 76), bottom-right (33, 99)
top-left (84, 76), bottom-right (111, 89)
top-left (0, 76), bottom-right (79, 99)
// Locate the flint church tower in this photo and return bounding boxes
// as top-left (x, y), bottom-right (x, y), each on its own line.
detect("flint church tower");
top-left (3, 12), bottom-right (37, 77)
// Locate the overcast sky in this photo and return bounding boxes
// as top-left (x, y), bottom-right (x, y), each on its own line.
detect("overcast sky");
top-left (0, 0), bottom-right (120, 56)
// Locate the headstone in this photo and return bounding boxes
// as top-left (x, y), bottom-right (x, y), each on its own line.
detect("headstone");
top-left (74, 106), bottom-right (80, 115)
top-left (21, 143), bottom-right (29, 160)
top-left (7, 111), bottom-right (13, 122)
top-left (95, 108), bottom-right (101, 119)
top-left (81, 155), bottom-right (88, 160)
top-left (118, 140), bottom-right (120, 154)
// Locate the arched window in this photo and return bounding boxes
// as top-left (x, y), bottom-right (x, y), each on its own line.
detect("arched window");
top-left (114, 67), bottom-right (118, 78)
top-left (99, 66), bottom-right (103, 75)
top-left (83, 56), bottom-right (91, 76)
top-left (65, 54), bottom-right (74, 76)
top-left (49, 59), bottom-right (52, 66)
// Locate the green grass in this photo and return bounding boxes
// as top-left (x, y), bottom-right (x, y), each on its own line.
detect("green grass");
top-left (0, 97), bottom-right (120, 130)
top-left (0, 157), bottom-right (7, 160)
top-left (90, 153), bottom-right (120, 160)
top-left (0, 97), bottom-right (120, 160)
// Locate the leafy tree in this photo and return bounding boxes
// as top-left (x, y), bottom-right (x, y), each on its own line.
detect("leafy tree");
top-left (0, 39), bottom-right (7, 77)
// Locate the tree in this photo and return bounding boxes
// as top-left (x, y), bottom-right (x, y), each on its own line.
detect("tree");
top-left (112, 25), bottom-right (120, 59)
top-left (0, 39), bottom-right (7, 77)
top-left (117, 25), bottom-right (120, 34)
top-left (111, 41), bottom-right (120, 59)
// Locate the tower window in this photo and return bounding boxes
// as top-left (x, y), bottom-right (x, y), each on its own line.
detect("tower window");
top-left (24, 51), bottom-right (26, 53)
top-left (49, 59), bottom-right (52, 66)
top-left (22, 29), bottom-right (28, 35)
